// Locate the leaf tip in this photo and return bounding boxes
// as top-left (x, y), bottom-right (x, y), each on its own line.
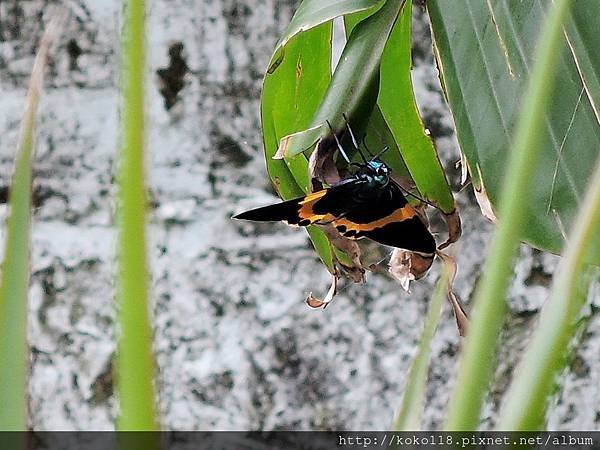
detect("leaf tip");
top-left (306, 270), bottom-right (339, 309)
top-left (438, 208), bottom-right (462, 250)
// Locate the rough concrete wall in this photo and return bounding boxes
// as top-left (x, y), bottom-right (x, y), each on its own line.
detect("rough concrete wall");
top-left (0, 0), bottom-right (598, 431)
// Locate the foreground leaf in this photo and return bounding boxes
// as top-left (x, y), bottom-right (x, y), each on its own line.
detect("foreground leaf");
top-left (282, 0), bottom-right (406, 159)
top-left (262, 23), bottom-right (336, 272)
top-left (442, 0), bottom-right (575, 430)
top-left (428, 0), bottom-right (600, 261)
top-left (379, 0), bottom-right (455, 214)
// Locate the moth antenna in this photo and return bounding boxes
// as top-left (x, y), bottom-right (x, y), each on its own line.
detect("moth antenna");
top-left (370, 124), bottom-right (386, 147)
top-left (374, 145), bottom-right (389, 160)
top-left (395, 182), bottom-right (437, 208)
top-left (326, 119), bottom-right (351, 164)
top-left (342, 113), bottom-right (368, 164)
top-left (361, 136), bottom-right (376, 157)
top-left (367, 126), bottom-right (389, 162)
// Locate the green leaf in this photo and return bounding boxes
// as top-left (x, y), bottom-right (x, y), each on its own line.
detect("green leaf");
top-left (365, 105), bottom-right (411, 179)
top-left (0, 13), bottom-right (63, 431)
top-left (282, 0), bottom-right (406, 159)
top-left (441, 0), bottom-right (575, 430)
top-left (565, 2), bottom-right (600, 122)
top-left (262, 22), bottom-right (331, 196)
top-left (261, 22), bottom-right (335, 272)
top-left (116, 0), bottom-right (158, 431)
top-left (428, 0), bottom-right (600, 261)
top-left (379, 0), bottom-right (455, 213)
top-left (269, 0), bottom-right (385, 73)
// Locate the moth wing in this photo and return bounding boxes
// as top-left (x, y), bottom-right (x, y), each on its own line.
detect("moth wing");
top-left (233, 189), bottom-right (337, 226)
top-left (333, 181), bottom-right (436, 254)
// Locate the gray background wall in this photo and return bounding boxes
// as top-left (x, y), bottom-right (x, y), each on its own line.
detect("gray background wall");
top-left (0, 0), bottom-right (598, 430)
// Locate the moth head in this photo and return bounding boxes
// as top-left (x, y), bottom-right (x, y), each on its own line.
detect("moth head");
top-left (367, 160), bottom-right (389, 178)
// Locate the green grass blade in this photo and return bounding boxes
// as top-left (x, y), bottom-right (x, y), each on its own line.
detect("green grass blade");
top-left (0, 13), bottom-right (63, 431)
top-left (497, 158), bottom-right (600, 430)
top-left (116, 0), bottom-right (158, 431)
top-left (0, 92), bottom-right (34, 433)
top-left (443, 0), bottom-right (574, 431)
top-left (393, 263), bottom-right (448, 430)
top-left (379, 0), bottom-right (455, 213)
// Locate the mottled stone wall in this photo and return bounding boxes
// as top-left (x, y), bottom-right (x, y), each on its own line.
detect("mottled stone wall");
top-left (0, 0), bottom-right (598, 431)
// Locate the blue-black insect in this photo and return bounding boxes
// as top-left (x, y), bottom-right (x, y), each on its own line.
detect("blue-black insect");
top-left (233, 118), bottom-right (436, 255)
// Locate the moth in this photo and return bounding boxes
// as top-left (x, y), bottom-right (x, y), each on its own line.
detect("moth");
top-left (233, 119), bottom-right (436, 256)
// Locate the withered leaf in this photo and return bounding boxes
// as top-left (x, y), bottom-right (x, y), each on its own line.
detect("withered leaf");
top-left (388, 248), bottom-right (435, 292)
top-left (438, 208), bottom-right (462, 250)
top-left (437, 251), bottom-right (469, 336)
top-left (473, 164), bottom-right (498, 223)
top-left (308, 135), bottom-right (346, 188)
top-left (306, 268), bottom-right (339, 309)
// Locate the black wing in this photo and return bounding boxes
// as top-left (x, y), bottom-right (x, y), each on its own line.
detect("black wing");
top-left (332, 181), bottom-right (436, 254)
top-left (232, 178), bottom-right (366, 226)
top-left (234, 178), bottom-right (435, 254)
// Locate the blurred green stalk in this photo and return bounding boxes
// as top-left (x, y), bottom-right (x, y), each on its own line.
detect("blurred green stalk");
top-left (394, 264), bottom-right (448, 430)
top-left (0, 13), bottom-right (63, 430)
top-left (116, 0), bottom-right (158, 430)
top-left (444, 0), bottom-right (573, 430)
top-left (0, 89), bottom-right (35, 432)
top-left (498, 157), bottom-right (600, 430)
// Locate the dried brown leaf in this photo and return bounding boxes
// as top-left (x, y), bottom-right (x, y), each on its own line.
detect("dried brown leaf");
top-left (473, 165), bottom-right (498, 222)
top-left (388, 248), bottom-right (435, 292)
top-left (309, 133), bottom-right (365, 282)
top-left (273, 124), bottom-right (322, 160)
top-left (306, 269), bottom-right (339, 309)
top-left (390, 173), bottom-right (417, 193)
top-left (317, 224), bottom-right (361, 266)
top-left (437, 251), bottom-right (469, 336)
top-left (338, 261), bottom-right (366, 284)
top-left (316, 223), bottom-right (365, 283)
top-left (308, 135), bottom-right (348, 188)
top-left (447, 288), bottom-right (469, 337)
top-left (459, 151), bottom-right (469, 186)
top-left (438, 208), bottom-right (462, 250)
